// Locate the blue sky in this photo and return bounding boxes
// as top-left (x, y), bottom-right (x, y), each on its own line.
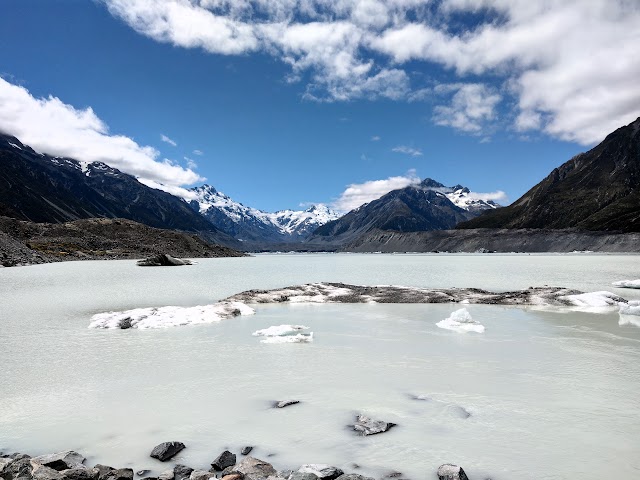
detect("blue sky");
top-left (0, 0), bottom-right (638, 212)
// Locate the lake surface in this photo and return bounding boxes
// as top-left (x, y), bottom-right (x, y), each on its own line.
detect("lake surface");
top-left (1, 253), bottom-right (640, 480)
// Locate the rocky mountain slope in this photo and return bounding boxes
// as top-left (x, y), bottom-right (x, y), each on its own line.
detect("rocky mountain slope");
top-left (189, 184), bottom-right (340, 243)
top-left (307, 178), bottom-right (498, 246)
top-left (0, 216), bottom-right (245, 267)
top-left (459, 116), bottom-right (640, 231)
top-left (0, 133), bottom-right (235, 247)
top-left (341, 228), bottom-right (640, 253)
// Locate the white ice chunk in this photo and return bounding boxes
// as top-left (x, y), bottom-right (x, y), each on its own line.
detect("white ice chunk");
top-left (612, 279), bottom-right (640, 289)
top-left (260, 333), bottom-right (314, 343)
top-left (88, 301), bottom-right (254, 329)
top-left (561, 291), bottom-right (623, 313)
top-left (253, 325), bottom-right (310, 337)
top-left (619, 300), bottom-right (640, 327)
top-left (436, 308), bottom-right (485, 333)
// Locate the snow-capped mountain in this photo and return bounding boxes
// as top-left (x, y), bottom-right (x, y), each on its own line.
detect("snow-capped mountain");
top-left (444, 185), bottom-right (500, 213)
top-left (189, 184), bottom-right (341, 243)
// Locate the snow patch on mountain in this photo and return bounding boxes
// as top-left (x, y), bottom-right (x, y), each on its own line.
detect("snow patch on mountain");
top-left (444, 185), bottom-right (501, 212)
top-left (190, 185), bottom-right (340, 239)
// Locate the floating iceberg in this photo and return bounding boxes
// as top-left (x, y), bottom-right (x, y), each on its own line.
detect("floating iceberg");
top-left (260, 333), bottom-right (314, 343)
top-left (252, 324), bottom-right (313, 343)
top-left (612, 279), bottom-right (640, 289)
top-left (88, 301), bottom-right (254, 329)
top-left (560, 291), bottom-right (624, 313)
top-left (436, 308), bottom-right (485, 333)
top-left (619, 301), bottom-right (640, 327)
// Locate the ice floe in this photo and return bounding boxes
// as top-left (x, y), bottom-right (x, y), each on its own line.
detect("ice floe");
top-left (612, 279), bottom-right (640, 289)
top-left (260, 333), bottom-right (314, 343)
top-left (436, 308), bottom-right (485, 333)
top-left (559, 291), bottom-right (624, 313)
top-left (253, 324), bottom-right (314, 343)
top-left (619, 301), bottom-right (640, 327)
top-left (88, 301), bottom-right (254, 329)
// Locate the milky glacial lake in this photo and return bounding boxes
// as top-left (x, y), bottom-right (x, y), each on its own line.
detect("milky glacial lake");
top-left (2, 253), bottom-right (640, 480)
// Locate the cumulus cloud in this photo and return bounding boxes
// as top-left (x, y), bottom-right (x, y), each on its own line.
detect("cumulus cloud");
top-left (433, 83), bottom-right (501, 134)
top-left (0, 77), bottom-right (203, 188)
top-left (332, 170), bottom-right (420, 212)
top-left (161, 134), bottom-right (177, 146)
top-left (192, 149), bottom-right (204, 155)
top-left (371, 135), bottom-right (380, 141)
top-left (467, 190), bottom-right (508, 204)
top-left (102, 0), bottom-right (640, 144)
top-left (392, 145), bottom-right (423, 156)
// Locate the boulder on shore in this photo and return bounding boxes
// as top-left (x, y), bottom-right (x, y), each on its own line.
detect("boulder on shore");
top-left (297, 465), bottom-right (343, 480)
top-left (173, 465), bottom-right (194, 480)
top-left (211, 451), bottom-right (236, 472)
top-left (30, 462), bottom-right (65, 480)
top-left (351, 415), bottom-right (396, 436)
top-left (436, 464), bottom-right (469, 480)
top-left (137, 254), bottom-right (193, 267)
top-left (60, 467), bottom-right (100, 480)
top-left (150, 442), bottom-right (186, 462)
top-left (32, 451), bottom-right (86, 471)
top-left (228, 457), bottom-right (276, 480)
top-left (240, 447), bottom-right (253, 456)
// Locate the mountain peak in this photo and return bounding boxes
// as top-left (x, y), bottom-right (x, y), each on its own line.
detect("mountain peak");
top-left (420, 178), bottom-right (446, 189)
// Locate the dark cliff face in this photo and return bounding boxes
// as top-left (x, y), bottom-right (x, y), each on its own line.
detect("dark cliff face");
top-left (0, 133), bottom-right (223, 234)
top-left (309, 182), bottom-right (475, 244)
top-left (459, 117), bottom-right (640, 232)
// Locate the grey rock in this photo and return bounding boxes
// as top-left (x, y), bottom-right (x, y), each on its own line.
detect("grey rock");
top-left (10, 454), bottom-right (31, 460)
top-left (297, 465), bottom-right (343, 480)
top-left (436, 465), bottom-right (469, 480)
top-left (32, 452), bottom-right (85, 471)
top-left (2, 457), bottom-right (33, 479)
top-left (150, 443), bottom-right (186, 462)
top-left (334, 475), bottom-right (374, 480)
top-left (136, 472), bottom-right (150, 478)
top-left (278, 471), bottom-right (293, 480)
top-left (137, 255), bottom-right (192, 267)
top-left (102, 469), bottom-right (134, 480)
top-left (288, 473), bottom-right (318, 480)
top-left (173, 466), bottom-right (193, 480)
top-left (240, 448), bottom-right (253, 457)
top-left (94, 465), bottom-right (115, 480)
top-left (220, 475), bottom-right (243, 480)
top-left (31, 463), bottom-right (65, 480)
top-left (352, 415), bottom-right (396, 436)
top-left (211, 451), bottom-right (236, 472)
top-left (274, 401), bottom-right (299, 409)
top-left (188, 471), bottom-right (216, 480)
top-left (157, 470), bottom-right (174, 480)
top-left (229, 457), bottom-right (275, 480)
top-left (60, 468), bottom-right (99, 480)
top-left (0, 457), bottom-right (14, 473)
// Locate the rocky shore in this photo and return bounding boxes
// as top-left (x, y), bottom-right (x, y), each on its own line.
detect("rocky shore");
top-left (0, 447), bottom-right (470, 480)
top-left (0, 216), bottom-right (246, 267)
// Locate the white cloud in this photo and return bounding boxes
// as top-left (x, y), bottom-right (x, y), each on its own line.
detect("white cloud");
top-left (332, 170), bottom-right (420, 212)
top-left (392, 145), bottom-right (423, 156)
top-left (466, 190), bottom-right (508, 203)
top-left (161, 134), bottom-right (177, 146)
top-left (433, 83), bottom-right (501, 134)
top-left (184, 156), bottom-right (198, 169)
top-left (102, 0), bottom-right (640, 144)
top-left (192, 149), bottom-right (204, 156)
top-left (138, 178), bottom-right (198, 201)
top-left (0, 77), bottom-right (203, 188)
top-left (371, 135), bottom-right (380, 141)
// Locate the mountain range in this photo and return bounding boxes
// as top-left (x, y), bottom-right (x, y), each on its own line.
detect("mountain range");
top-left (308, 178), bottom-right (499, 245)
top-left (2, 116), bottom-right (639, 254)
top-left (189, 184), bottom-right (340, 244)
